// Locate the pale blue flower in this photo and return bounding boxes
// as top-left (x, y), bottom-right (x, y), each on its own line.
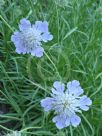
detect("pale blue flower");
top-left (11, 18), bottom-right (53, 57)
top-left (41, 80), bottom-right (92, 129)
top-left (6, 131), bottom-right (21, 136)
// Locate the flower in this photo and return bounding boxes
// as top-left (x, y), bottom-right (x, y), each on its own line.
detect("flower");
top-left (11, 18), bottom-right (53, 57)
top-left (41, 80), bottom-right (92, 129)
top-left (6, 131), bottom-right (21, 136)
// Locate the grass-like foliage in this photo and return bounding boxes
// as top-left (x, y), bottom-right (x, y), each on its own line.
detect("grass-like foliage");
top-left (0, 0), bottom-right (102, 135)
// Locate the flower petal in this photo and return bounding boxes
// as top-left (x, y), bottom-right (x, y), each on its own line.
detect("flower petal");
top-left (79, 95), bottom-right (92, 111)
top-left (79, 105), bottom-right (89, 111)
top-left (65, 117), bottom-right (70, 126)
top-left (53, 81), bottom-right (65, 93)
top-left (67, 80), bottom-right (83, 96)
top-left (52, 115), bottom-right (66, 129)
top-left (31, 46), bottom-right (44, 57)
top-left (16, 47), bottom-right (26, 54)
top-left (80, 95), bottom-right (92, 105)
top-left (70, 114), bottom-right (81, 127)
top-left (42, 33), bottom-right (53, 42)
top-left (41, 97), bottom-right (54, 111)
top-left (35, 21), bottom-right (48, 33)
top-left (11, 32), bottom-right (27, 54)
top-left (19, 18), bottom-right (31, 31)
top-left (11, 32), bottom-right (20, 44)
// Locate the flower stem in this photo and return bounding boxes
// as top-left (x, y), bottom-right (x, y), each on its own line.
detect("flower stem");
top-left (70, 126), bottom-right (73, 136)
top-left (0, 15), bottom-right (13, 32)
top-left (20, 126), bottom-right (41, 132)
top-left (44, 51), bottom-right (61, 80)
top-left (0, 125), bottom-right (13, 132)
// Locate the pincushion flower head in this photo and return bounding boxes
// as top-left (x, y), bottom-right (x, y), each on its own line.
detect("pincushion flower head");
top-left (11, 18), bottom-right (53, 57)
top-left (41, 80), bottom-right (92, 129)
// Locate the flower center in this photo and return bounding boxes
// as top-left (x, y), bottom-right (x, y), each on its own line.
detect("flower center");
top-left (22, 28), bottom-right (42, 46)
top-left (52, 93), bottom-right (80, 115)
top-left (62, 93), bottom-right (73, 107)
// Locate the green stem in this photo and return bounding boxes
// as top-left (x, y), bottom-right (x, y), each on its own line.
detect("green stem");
top-left (0, 15), bottom-right (14, 32)
top-left (20, 126), bottom-right (41, 132)
top-left (29, 0), bottom-right (37, 20)
top-left (24, 77), bottom-right (49, 93)
top-left (44, 51), bottom-right (61, 80)
top-left (0, 114), bottom-right (21, 121)
top-left (81, 114), bottom-right (94, 135)
top-left (70, 126), bottom-right (73, 136)
top-left (0, 125), bottom-right (13, 132)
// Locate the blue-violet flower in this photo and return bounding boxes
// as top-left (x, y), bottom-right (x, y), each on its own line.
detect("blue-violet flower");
top-left (11, 18), bottom-right (53, 57)
top-left (41, 80), bottom-right (92, 129)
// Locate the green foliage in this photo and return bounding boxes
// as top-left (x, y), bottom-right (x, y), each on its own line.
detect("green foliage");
top-left (0, 0), bottom-right (102, 135)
